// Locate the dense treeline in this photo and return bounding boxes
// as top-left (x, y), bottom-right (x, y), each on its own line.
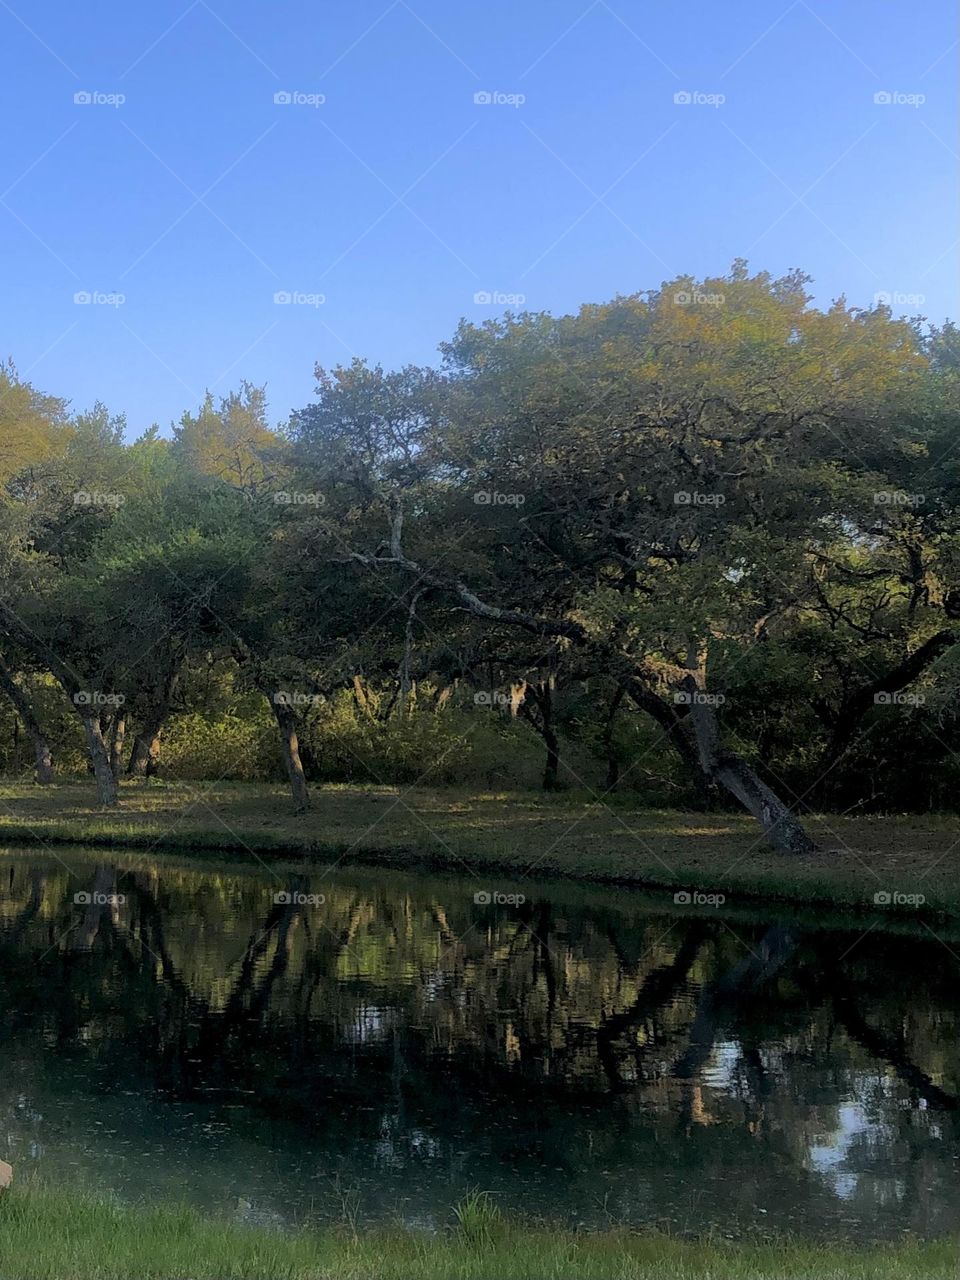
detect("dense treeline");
top-left (1, 263), bottom-right (959, 852)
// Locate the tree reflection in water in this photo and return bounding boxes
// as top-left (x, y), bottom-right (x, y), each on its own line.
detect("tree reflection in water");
top-left (0, 853), bottom-right (957, 1239)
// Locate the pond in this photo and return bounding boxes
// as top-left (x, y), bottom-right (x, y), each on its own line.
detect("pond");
top-left (0, 847), bottom-right (957, 1240)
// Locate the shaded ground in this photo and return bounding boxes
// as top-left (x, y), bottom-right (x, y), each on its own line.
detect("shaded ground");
top-left (0, 779), bottom-right (955, 913)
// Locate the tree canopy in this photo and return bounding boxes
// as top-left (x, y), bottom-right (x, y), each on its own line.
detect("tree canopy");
top-left (1, 265), bottom-right (957, 853)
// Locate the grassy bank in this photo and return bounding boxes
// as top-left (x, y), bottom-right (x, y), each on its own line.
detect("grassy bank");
top-left (0, 1185), bottom-right (956, 1280)
top-left (0, 779), bottom-right (955, 914)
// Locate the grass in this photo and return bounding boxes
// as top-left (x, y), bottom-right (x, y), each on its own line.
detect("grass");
top-left (0, 1184), bottom-right (956, 1279)
top-left (0, 778), bottom-right (956, 915)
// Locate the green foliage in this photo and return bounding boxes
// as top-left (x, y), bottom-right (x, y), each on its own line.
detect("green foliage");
top-left (1, 266), bottom-right (960, 818)
top-left (160, 708), bottom-right (278, 781)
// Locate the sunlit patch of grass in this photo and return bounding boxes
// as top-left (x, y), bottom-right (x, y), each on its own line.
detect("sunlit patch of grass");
top-left (0, 779), bottom-right (956, 914)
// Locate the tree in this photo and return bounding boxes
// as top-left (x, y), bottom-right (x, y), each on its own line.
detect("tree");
top-left (172, 384), bottom-right (284, 497)
top-left (291, 264), bottom-right (928, 852)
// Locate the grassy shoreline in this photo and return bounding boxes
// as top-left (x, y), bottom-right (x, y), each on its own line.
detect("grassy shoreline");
top-left (0, 1185), bottom-right (956, 1280)
top-left (0, 779), bottom-right (956, 915)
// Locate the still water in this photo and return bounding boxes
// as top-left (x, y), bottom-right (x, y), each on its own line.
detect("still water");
top-left (0, 848), bottom-right (957, 1240)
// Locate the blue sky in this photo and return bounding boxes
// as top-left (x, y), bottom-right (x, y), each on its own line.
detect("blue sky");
top-left (2, 0), bottom-right (957, 435)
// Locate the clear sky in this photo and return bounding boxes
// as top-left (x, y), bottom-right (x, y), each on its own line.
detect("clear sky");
top-left (2, 0), bottom-right (957, 435)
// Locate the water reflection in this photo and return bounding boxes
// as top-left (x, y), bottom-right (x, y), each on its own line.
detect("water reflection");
top-left (0, 852), bottom-right (957, 1239)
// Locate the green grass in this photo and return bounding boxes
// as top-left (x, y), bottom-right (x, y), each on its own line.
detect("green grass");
top-left (0, 778), bottom-right (956, 915)
top-left (0, 1184), bottom-right (956, 1279)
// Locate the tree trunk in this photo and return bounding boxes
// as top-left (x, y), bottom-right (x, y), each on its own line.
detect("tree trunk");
top-left (127, 665), bottom-right (180, 778)
top-left (352, 675), bottom-right (376, 721)
top-left (542, 721), bottom-right (560, 791)
top-left (604, 754), bottom-right (620, 792)
top-left (681, 646), bottom-right (815, 855)
top-left (128, 727), bottom-right (163, 777)
top-left (713, 754), bottom-right (816, 854)
top-left (0, 665), bottom-right (54, 783)
top-left (601, 685), bottom-right (625, 792)
top-left (271, 697), bottom-right (310, 812)
top-left (29, 726), bottom-right (53, 785)
top-left (80, 713), bottom-right (118, 805)
top-left (623, 679), bottom-right (713, 810)
top-left (519, 679), bottom-right (561, 791)
top-left (109, 713), bottom-right (126, 779)
top-left (399, 588), bottom-right (426, 717)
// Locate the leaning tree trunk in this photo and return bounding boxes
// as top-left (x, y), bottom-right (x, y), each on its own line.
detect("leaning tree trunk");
top-left (624, 678), bottom-right (714, 811)
top-left (0, 665), bottom-right (53, 784)
top-left (711, 754), bottom-right (815, 854)
top-left (681, 647), bottom-right (815, 855)
top-left (80, 712), bottom-right (118, 805)
top-left (270, 697), bottom-right (310, 812)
